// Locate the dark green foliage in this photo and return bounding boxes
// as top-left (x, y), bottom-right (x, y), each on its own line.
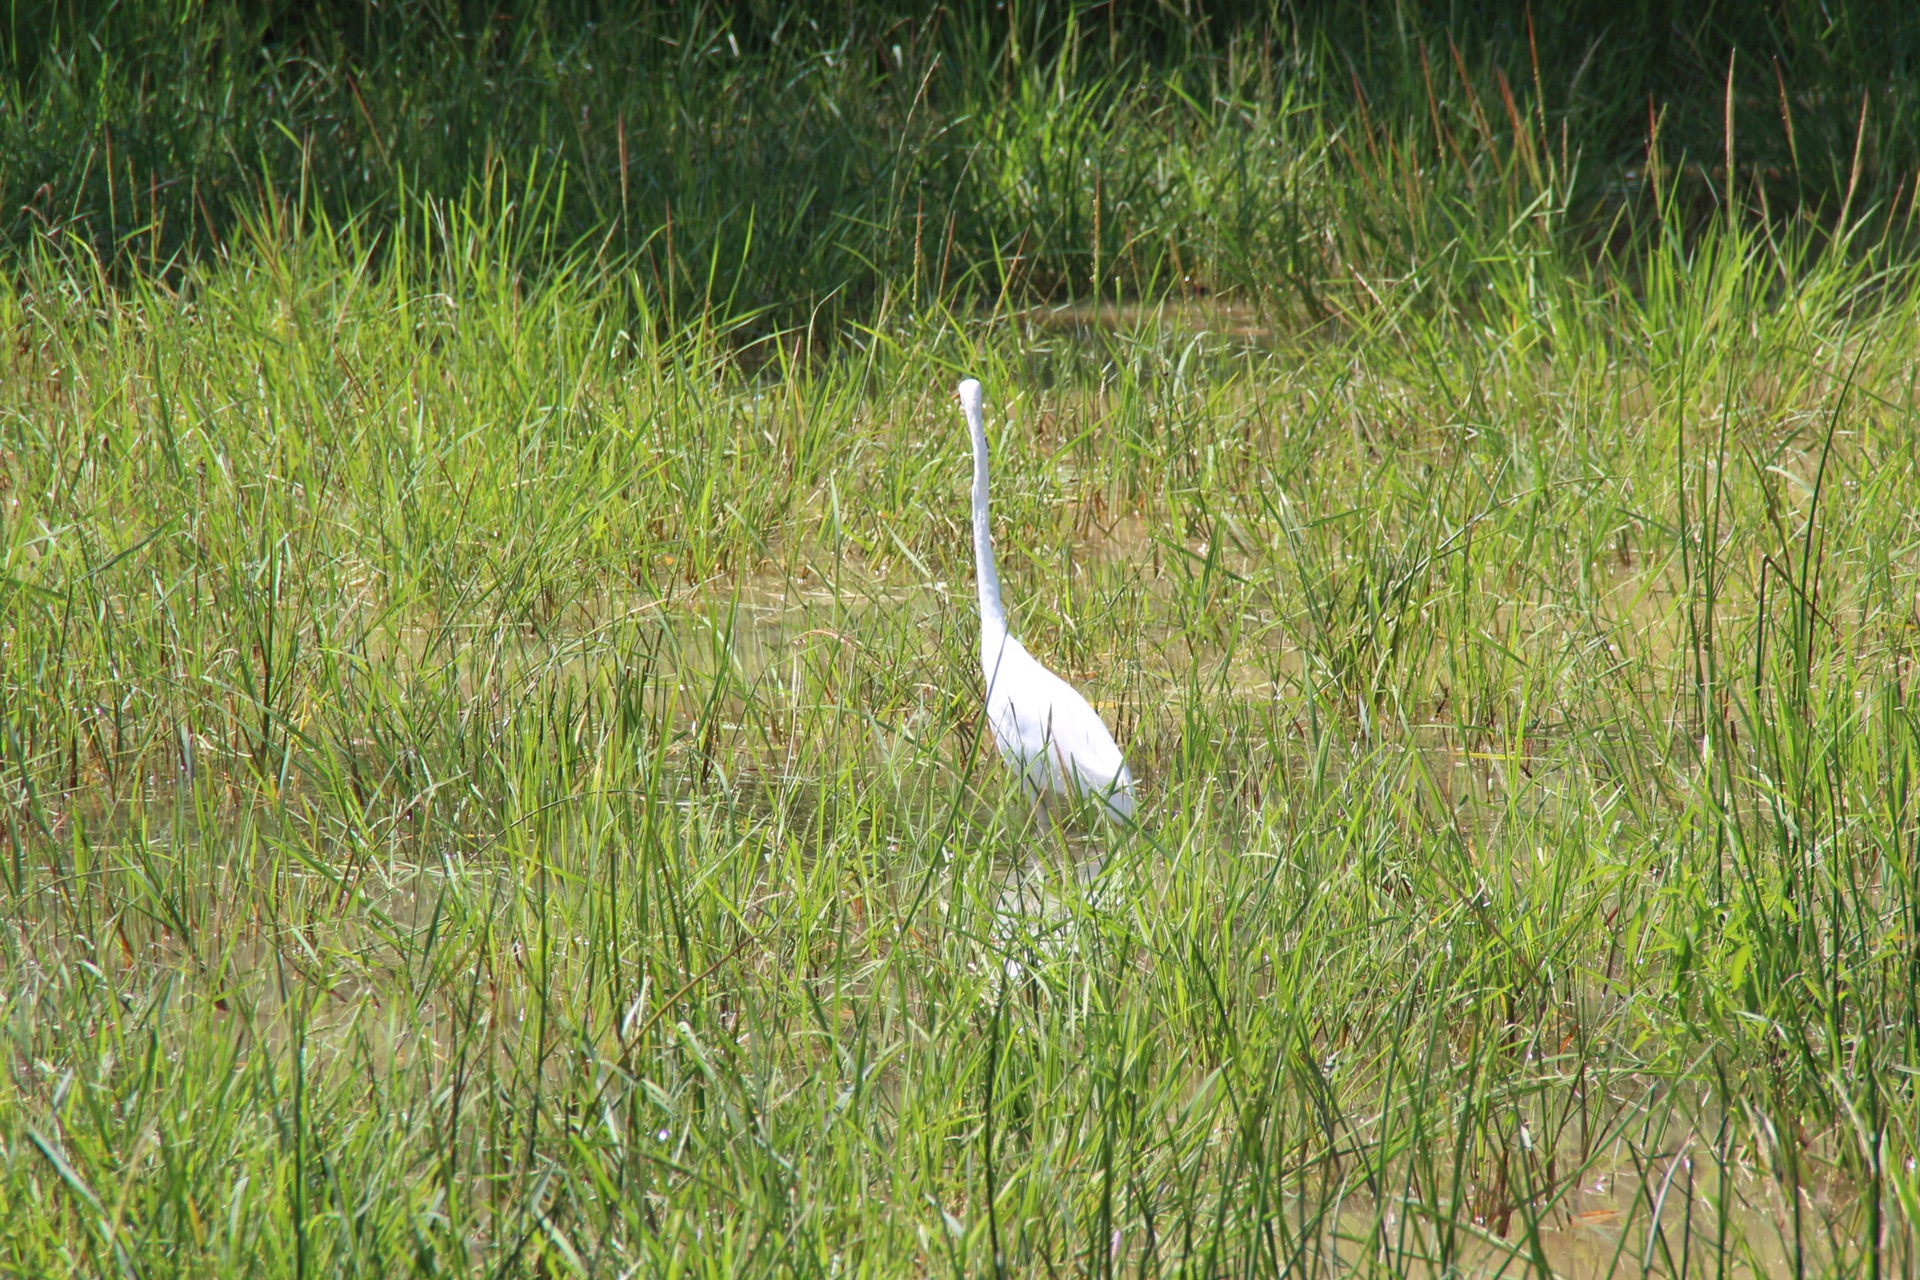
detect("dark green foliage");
top-left (5, 0), bottom-right (1919, 332)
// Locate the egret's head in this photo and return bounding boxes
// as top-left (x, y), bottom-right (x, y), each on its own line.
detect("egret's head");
top-left (957, 378), bottom-right (984, 425)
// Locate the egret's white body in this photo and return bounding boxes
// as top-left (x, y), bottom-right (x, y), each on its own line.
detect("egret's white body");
top-left (960, 378), bottom-right (1135, 823)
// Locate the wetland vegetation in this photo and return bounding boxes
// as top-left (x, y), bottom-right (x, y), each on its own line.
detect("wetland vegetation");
top-left (4, 2), bottom-right (1920, 1274)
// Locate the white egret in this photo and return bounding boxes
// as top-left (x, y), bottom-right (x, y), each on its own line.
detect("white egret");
top-left (959, 377), bottom-right (1135, 825)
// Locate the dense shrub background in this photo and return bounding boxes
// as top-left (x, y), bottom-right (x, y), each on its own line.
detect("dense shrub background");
top-left (5, 1), bottom-right (1918, 329)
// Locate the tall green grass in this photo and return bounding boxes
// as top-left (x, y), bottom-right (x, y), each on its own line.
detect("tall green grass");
top-left (6, 4), bottom-right (1920, 1276)
top-left (6, 167), bottom-right (1920, 1275)
top-left (8, 1), bottom-right (1920, 331)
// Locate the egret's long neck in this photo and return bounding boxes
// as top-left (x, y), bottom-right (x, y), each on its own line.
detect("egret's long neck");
top-left (967, 404), bottom-right (1009, 640)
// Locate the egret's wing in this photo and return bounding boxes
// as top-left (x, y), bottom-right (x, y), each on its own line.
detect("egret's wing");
top-left (982, 643), bottom-right (1059, 777)
top-left (1036, 678), bottom-right (1135, 818)
top-left (984, 638), bottom-right (1134, 818)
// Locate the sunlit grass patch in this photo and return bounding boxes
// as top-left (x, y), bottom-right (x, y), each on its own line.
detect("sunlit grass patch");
top-left (5, 85), bottom-right (1920, 1280)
